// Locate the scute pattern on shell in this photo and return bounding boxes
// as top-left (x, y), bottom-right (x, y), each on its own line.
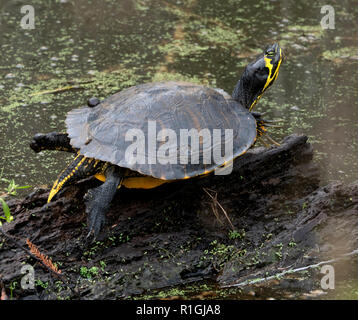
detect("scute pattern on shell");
top-left (66, 81), bottom-right (257, 180)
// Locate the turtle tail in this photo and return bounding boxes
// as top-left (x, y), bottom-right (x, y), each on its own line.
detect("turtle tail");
top-left (48, 154), bottom-right (104, 203)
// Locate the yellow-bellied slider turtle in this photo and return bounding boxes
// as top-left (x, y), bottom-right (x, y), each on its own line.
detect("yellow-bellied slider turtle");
top-left (30, 43), bottom-right (283, 237)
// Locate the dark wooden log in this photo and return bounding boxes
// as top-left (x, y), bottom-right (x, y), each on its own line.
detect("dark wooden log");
top-left (2, 134), bottom-right (356, 300)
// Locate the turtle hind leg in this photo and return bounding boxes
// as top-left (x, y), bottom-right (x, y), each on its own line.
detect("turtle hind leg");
top-left (48, 155), bottom-right (104, 203)
top-left (84, 165), bottom-right (124, 238)
top-left (30, 132), bottom-right (77, 153)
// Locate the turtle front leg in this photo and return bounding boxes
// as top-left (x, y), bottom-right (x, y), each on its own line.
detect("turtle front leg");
top-left (251, 112), bottom-right (283, 146)
top-left (30, 132), bottom-right (77, 153)
top-left (84, 165), bottom-right (124, 238)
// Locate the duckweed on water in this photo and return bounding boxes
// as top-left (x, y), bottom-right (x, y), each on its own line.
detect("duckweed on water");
top-left (322, 47), bottom-right (358, 62)
top-left (0, 0), bottom-right (358, 193)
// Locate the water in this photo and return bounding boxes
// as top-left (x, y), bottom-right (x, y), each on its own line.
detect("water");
top-left (0, 0), bottom-right (357, 298)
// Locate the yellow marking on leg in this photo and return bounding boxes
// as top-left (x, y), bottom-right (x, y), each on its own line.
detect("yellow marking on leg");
top-left (48, 156), bottom-right (87, 203)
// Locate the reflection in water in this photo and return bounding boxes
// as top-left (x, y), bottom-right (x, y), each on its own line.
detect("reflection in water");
top-left (0, 0), bottom-right (357, 299)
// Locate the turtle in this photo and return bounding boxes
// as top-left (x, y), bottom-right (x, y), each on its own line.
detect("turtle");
top-left (30, 43), bottom-right (283, 237)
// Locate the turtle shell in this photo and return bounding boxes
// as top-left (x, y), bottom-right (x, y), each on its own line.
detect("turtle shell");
top-left (66, 81), bottom-right (257, 180)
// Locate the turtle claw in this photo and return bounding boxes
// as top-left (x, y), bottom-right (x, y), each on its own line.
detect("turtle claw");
top-left (86, 208), bottom-right (106, 239)
top-left (263, 124), bottom-right (283, 128)
top-left (84, 188), bottom-right (107, 239)
top-left (254, 113), bottom-right (283, 147)
top-left (84, 165), bottom-right (123, 238)
top-left (263, 134), bottom-right (281, 146)
top-left (261, 119), bottom-right (284, 124)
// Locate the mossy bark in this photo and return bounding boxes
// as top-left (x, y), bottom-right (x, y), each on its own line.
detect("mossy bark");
top-left (1, 134), bottom-right (357, 299)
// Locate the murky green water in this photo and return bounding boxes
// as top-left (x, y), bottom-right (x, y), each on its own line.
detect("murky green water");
top-left (0, 0), bottom-right (357, 299)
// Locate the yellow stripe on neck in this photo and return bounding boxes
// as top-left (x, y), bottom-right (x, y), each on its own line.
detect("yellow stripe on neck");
top-left (249, 48), bottom-right (282, 111)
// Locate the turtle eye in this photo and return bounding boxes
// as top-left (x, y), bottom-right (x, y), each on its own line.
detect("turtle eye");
top-left (266, 50), bottom-right (275, 57)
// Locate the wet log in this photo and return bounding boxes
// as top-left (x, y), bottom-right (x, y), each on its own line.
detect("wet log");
top-left (2, 133), bottom-right (356, 299)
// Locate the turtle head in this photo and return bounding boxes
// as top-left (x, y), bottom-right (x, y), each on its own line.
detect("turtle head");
top-left (232, 43), bottom-right (283, 111)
